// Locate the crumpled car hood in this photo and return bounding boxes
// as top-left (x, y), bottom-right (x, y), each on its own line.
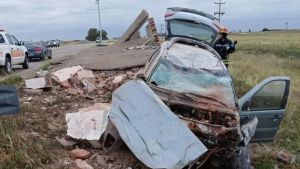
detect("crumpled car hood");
top-left (109, 80), bottom-right (207, 169)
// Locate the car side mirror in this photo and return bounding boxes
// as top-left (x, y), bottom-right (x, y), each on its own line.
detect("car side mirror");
top-left (241, 100), bottom-right (250, 111)
top-left (20, 41), bottom-right (25, 46)
top-left (0, 86), bottom-right (20, 115)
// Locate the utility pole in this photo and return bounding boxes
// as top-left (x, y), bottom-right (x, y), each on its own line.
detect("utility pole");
top-left (96, 0), bottom-right (102, 43)
top-left (214, 0), bottom-right (225, 23)
top-left (160, 24), bottom-right (164, 35)
top-left (285, 22), bottom-right (288, 31)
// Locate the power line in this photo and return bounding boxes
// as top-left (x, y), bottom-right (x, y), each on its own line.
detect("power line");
top-left (214, 0), bottom-right (225, 23)
top-left (285, 22), bottom-right (288, 31)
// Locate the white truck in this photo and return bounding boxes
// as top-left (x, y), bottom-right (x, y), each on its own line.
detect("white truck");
top-left (0, 28), bottom-right (29, 73)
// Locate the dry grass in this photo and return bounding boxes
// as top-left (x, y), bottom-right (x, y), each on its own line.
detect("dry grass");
top-left (230, 31), bottom-right (300, 168)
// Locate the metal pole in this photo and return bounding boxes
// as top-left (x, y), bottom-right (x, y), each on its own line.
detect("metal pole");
top-left (96, 0), bottom-right (102, 43)
top-left (214, 0), bottom-right (225, 23)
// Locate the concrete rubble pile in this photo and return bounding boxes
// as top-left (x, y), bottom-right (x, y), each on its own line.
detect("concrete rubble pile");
top-left (25, 65), bottom-right (140, 102)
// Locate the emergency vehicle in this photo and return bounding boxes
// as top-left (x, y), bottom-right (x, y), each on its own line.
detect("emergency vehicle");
top-left (0, 28), bottom-right (28, 73)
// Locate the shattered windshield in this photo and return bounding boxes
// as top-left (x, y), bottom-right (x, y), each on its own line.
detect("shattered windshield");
top-left (148, 44), bottom-right (235, 107)
top-left (169, 19), bottom-right (217, 44)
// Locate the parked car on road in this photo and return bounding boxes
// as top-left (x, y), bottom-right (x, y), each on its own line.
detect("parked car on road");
top-left (134, 37), bottom-right (290, 168)
top-left (96, 37), bottom-right (101, 43)
top-left (24, 41), bottom-right (52, 60)
top-left (46, 40), bottom-right (60, 48)
top-left (0, 28), bottom-right (29, 73)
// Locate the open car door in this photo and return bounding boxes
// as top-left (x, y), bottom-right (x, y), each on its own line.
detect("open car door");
top-left (238, 76), bottom-right (290, 142)
top-left (0, 86), bottom-right (19, 115)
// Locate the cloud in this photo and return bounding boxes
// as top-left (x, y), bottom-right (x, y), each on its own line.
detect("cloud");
top-left (0, 0), bottom-right (299, 40)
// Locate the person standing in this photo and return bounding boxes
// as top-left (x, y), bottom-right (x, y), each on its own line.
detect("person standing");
top-left (213, 26), bottom-right (237, 67)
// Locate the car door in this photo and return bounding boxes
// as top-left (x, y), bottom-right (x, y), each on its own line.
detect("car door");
top-left (10, 35), bottom-right (25, 63)
top-left (5, 34), bottom-right (20, 64)
top-left (239, 76), bottom-right (290, 142)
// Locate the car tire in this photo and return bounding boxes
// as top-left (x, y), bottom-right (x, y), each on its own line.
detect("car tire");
top-left (4, 57), bottom-right (12, 74)
top-left (40, 54), bottom-right (45, 61)
top-left (22, 55), bottom-right (29, 69)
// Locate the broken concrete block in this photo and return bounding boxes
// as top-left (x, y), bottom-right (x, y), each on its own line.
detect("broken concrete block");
top-left (36, 70), bottom-right (49, 77)
top-left (77, 69), bottom-right (95, 80)
top-left (119, 9), bottom-right (149, 43)
top-left (276, 151), bottom-right (296, 164)
top-left (112, 76), bottom-right (125, 85)
top-left (66, 103), bottom-right (110, 140)
top-left (56, 137), bottom-right (77, 147)
top-left (25, 77), bottom-right (50, 89)
top-left (96, 155), bottom-right (108, 168)
top-left (81, 79), bottom-right (96, 93)
top-left (75, 159), bottom-right (94, 169)
top-left (52, 65), bottom-right (83, 83)
top-left (69, 149), bottom-right (91, 160)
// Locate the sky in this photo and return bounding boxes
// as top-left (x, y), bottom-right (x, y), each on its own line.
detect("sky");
top-left (0, 0), bottom-right (299, 41)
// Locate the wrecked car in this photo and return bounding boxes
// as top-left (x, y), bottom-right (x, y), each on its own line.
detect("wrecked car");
top-left (108, 37), bottom-right (289, 168)
top-left (165, 7), bottom-right (220, 46)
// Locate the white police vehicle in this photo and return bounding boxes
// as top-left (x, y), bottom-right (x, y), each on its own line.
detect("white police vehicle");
top-left (0, 28), bottom-right (29, 73)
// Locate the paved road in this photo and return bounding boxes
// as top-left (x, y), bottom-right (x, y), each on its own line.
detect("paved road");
top-left (1, 43), bottom-right (95, 79)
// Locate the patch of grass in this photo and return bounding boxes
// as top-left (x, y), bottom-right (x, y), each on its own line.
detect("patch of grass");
top-left (252, 154), bottom-right (276, 169)
top-left (40, 61), bottom-right (50, 71)
top-left (0, 104), bottom-right (52, 168)
top-left (0, 75), bottom-right (23, 85)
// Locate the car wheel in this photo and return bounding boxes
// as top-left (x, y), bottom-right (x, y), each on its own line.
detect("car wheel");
top-left (22, 55), bottom-right (29, 69)
top-left (40, 54), bottom-right (45, 61)
top-left (4, 57), bottom-right (12, 74)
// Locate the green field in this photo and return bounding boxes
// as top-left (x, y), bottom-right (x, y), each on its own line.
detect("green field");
top-left (230, 31), bottom-right (300, 169)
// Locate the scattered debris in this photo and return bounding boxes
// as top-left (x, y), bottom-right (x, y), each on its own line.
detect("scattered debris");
top-left (35, 70), bottom-right (49, 77)
top-left (81, 79), bottom-right (96, 93)
top-left (107, 80), bottom-right (207, 168)
top-left (75, 159), bottom-right (94, 169)
top-left (25, 77), bottom-right (51, 89)
top-left (276, 151), bottom-right (296, 164)
top-left (69, 149), bottom-right (91, 160)
top-left (55, 137), bottom-right (78, 147)
top-left (52, 65), bottom-right (83, 83)
top-left (77, 69), bottom-right (95, 80)
top-left (24, 89), bottom-right (43, 95)
top-left (66, 103), bottom-right (110, 140)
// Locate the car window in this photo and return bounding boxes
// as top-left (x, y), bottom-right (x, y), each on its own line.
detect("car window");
top-left (148, 44), bottom-right (235, 107)
top-left (5, 34), bottom-right (14, 45)
top-left (0, 34), bottom-right (5, 43)
top-left (10, 35), bottom-right (20, 45)
top-left (249, 81), bottom-right (287, 110)
top-left (169, 19), bottom-right (217, 44)
top-left (25, 41), bottom-right (42, 46)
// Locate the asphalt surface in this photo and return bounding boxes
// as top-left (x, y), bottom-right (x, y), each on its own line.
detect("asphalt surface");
top-left (0, 43), bottom-right (95, 80)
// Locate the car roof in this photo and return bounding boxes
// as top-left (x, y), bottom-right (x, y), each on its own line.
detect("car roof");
top-left (165, 7), bottom-right (220, 32)
top-left (167, 7), bottom-right (218, 20)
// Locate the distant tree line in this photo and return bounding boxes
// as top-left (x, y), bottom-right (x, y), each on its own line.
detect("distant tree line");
top-left (85, 28), bottom-right (108, 41)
